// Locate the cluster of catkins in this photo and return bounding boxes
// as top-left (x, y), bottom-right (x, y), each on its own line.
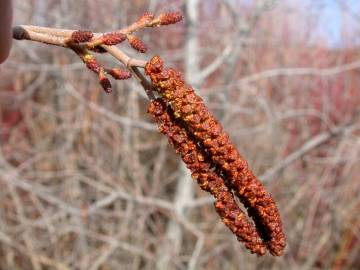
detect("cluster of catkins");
top-left (145, 56), bottom-right (286, 256)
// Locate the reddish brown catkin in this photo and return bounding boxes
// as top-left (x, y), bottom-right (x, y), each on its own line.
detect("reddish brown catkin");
top-left (70, 30), bottom-right (94, 43)
top-left (145, 56), bottom-right (286, 256)
top-left (148, 99), bottom-right (266, 255)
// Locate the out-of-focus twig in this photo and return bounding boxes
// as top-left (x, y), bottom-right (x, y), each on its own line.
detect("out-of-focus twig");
top-left (261, 114), bottom-right (360, 182)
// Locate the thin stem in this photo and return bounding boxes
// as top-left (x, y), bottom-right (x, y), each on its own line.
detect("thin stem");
top-left (19, 18), bottom-right (153, 41)
top-left (13, 26), bottom-right (67, 47)
top-left (100, 46), bottom-right (154, 99)
top-left (18, 25), bottom-right (74, 38)
top-left (130, 66), bottom-right (155, 100)
top-left (101, 45), bottom-right (146, 68)
top-left (115, 18), bottom-right (153, 35)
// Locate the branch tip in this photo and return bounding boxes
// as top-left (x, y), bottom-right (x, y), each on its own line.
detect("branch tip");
top-left (12, 26), bottom-right (27, 40)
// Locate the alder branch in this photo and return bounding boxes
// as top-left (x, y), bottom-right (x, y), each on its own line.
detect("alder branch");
top-left (12, 11), bottom-right (183, 95)
top-left (12, 25), bottom-right (146, 68)
top-left (19, 11), bottom-right (179, 39)
top-left (11, 10), bottom-right (288, 258)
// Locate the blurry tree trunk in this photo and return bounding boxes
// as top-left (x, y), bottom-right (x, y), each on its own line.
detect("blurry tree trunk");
top-left (156, 1), bottom-right (200, 269)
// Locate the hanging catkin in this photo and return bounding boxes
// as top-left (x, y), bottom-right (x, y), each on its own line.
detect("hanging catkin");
top-left (145, 56), bottom-right (286, 256)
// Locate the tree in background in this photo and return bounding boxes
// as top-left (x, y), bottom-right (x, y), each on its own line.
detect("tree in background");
top-left (0, 1), bottom-right (359, 269)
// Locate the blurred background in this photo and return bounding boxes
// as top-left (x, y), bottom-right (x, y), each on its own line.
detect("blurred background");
top-left (1, 0), bottom-right (360, 269)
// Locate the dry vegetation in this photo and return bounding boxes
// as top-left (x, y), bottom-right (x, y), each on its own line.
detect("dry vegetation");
top-left (0, 0), bottom-right (360, 269)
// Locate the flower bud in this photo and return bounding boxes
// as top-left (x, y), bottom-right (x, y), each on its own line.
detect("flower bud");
top-left (127, 35), bottom-right (147, 53)
top-left (108, 68), bottom-right (131, 80)
top-left (102, 32), bottom-right (127, 46)
top-left (99, 68), bottom-right (112, 93)
top-left (158, 11), bottom-right (183, 25)
top-left (71, 30), bottom-right (93, 43)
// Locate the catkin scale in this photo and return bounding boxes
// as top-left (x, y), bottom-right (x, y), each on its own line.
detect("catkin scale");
top-left (148, 99), bottom-right (266, 255)
top-left (145, 56), bottom-right (286, 256)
